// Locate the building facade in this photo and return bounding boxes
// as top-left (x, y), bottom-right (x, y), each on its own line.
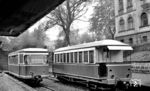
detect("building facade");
top-left (114, 0), bottom-right (150, 46)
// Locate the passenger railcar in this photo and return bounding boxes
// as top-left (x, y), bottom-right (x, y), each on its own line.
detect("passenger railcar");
top-left (53, 39), bottom-right (133, 89)
top-left (7, 48), bottom-right (49, 84)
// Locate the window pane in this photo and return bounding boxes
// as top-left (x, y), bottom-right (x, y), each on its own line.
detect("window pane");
top-left (141, 13), bottom-right (148, 26)
top-left (55, 54), bottom-right (57, 63)
top-left (61, 54), bottom-right (63, 63)
top-left (26, 55), bottom-right (47, 65)
top-left (74, 52), bottom-right (78, 63)
top-left (9, 55), bottom-right (18, 64)
top-left (143, 36), bottom-right (147, 42)
top-left (71, 53), bottom-right (74, 63)
top-left (84, 51), bottom-right (88, 63)
top-left (20, 54), bottom-right (23, 64)
top-left (63, 54), bottom-right (66, 63)
top-left (57, 54), bottom-right (59, 63)
top-left (79, 52), bottom-right (82, 63)
top-left (56, 54), bottom-right (58, 63)
top-left (59, 54), bottom-right (61, 63)
top-left (89, 51), bottom-right (94, 63)
top-left (66, 53), bottom-right (69, 63)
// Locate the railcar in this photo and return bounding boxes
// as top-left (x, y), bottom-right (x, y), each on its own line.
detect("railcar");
top-left (53, 39), bottom-right (133, 90)
top-left (7, 48), bottom-right (50, 84)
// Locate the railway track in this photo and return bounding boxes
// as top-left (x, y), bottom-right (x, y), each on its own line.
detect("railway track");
top-left (5, 73), bottom-right (141, 91)
top-left (34, 77), bottom-right (90, 91)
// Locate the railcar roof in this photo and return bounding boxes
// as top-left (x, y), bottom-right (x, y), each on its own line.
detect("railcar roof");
top-left (19, 48), bottom-right (48, 52)
top-left (9, 48), bottom-right (48, 55)
top-left (55, 39), bottom-right (131, 52)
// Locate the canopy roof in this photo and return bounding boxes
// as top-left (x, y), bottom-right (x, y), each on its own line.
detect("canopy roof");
top-left (0, 0), bottom-right (65, 36)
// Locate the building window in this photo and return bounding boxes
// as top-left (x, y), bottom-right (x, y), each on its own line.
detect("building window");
top-left (127, 0), bottom-right (133, 8)
top-left (118, 0), bottom-right (124, 12)
top-left (128, 16), bottom-right (134, 29)
top-left (141, 13), bottom-right (148, 27)
top-left (129, 38), bottom-right (133, 44)
top-left (119, 18), bottom-right (125, 32)
top-left (143, 36), bottom-right (147, 42)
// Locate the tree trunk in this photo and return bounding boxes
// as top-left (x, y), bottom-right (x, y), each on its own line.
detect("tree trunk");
top-left (64, 28), bottom-right (70, 46)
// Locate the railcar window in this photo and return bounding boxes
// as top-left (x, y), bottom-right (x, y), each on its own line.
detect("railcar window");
top-left (25, 55), bottom-right (47, 65)
top-left (56, 54), bottom-right (59, 63)
top-left (61, 54), bottom-right (63, 63)
top-left (63, 53), bottom-right (66, 63)
top-left (58, 54), bottom-right (60, 63)
top-left (89, 50), bottom-right (94, 63)
top-left (71, 52), bottom-right (74, 63)
top-left (67, 53), bottom-right (70, 63)
top-left (79, 51), bottom-right (82, 63)
top-left (19, 54), bottom-right (24, 64)
top-left (55, 54), bottom-right (57, 63)
top-left (74, 52), bottom-right (78, 63)
top-left (84, 51), bottom-right (88, 63)
top-left (9, 55), bottom-right (18, 64)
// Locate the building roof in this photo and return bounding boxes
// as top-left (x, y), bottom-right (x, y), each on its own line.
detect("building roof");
top-left (55, 39), bottom-right (133, 52)
top-left (0, 0), bottom-right (65, 36)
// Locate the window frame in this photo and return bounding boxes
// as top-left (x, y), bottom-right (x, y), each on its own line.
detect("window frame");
top-left (118, 0), bottom-right (124, 12)
top-left (83, 51), bottom-right (89, 63)
top-left (128, 16), bottom-right (134, 30)
top-left (89, 50), bottom-right (94, 64)
top-left (141, 13), bottom-right (148, 27)
top-left (119, 18), bottom-right (125, 32)
top-left (127, 0), bottom-right (133, 9)
top-left (79, 51), bottom-right (83, 63)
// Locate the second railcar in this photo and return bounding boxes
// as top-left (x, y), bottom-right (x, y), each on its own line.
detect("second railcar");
top-left (53, 39), bottom-right (133, 89)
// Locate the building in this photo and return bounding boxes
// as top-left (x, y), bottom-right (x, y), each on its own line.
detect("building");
top-left (114, 0), bottom-right (150, 46)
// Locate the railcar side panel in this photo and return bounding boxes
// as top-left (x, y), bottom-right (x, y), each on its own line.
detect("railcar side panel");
top-left (8, 65), bottom-right (19, 75)
top-left (53, 63), bottom-right (100, 79)
top-left (25, 65), bottom-right (49, 77)
top-left (19, 66), bottom-right (27, 76)
top-left (107, 64), bottom-right (131, 79)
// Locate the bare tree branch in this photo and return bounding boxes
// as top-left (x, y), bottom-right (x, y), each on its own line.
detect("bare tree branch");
top-left (46, 0), bottom-right (88, 46)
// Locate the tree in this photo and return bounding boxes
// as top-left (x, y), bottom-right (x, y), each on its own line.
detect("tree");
top-left (46, 0), bottom-right (88, 46)
top-left (1, 23), bottom-right (49, 51)
top-left (90, 0), bottom-right (115, 40)
top-left (70, 29), bottom-right (80, 45)
top-left (79, 32), bottom-right (95, 43)
top-left (32, 23), bottom-right (48, 48)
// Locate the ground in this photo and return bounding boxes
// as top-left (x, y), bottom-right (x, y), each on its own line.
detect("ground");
top-left (0, 73), bottom-right (35, 91)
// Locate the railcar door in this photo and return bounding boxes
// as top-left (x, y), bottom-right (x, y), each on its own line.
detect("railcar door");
top-left (19, 54), bottom-right (27, 77)
top-left (102, 47), bottom-right (111, 62)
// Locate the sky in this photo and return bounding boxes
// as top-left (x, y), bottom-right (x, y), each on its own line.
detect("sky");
top-left (28, 1), bottom-right (96, 41)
